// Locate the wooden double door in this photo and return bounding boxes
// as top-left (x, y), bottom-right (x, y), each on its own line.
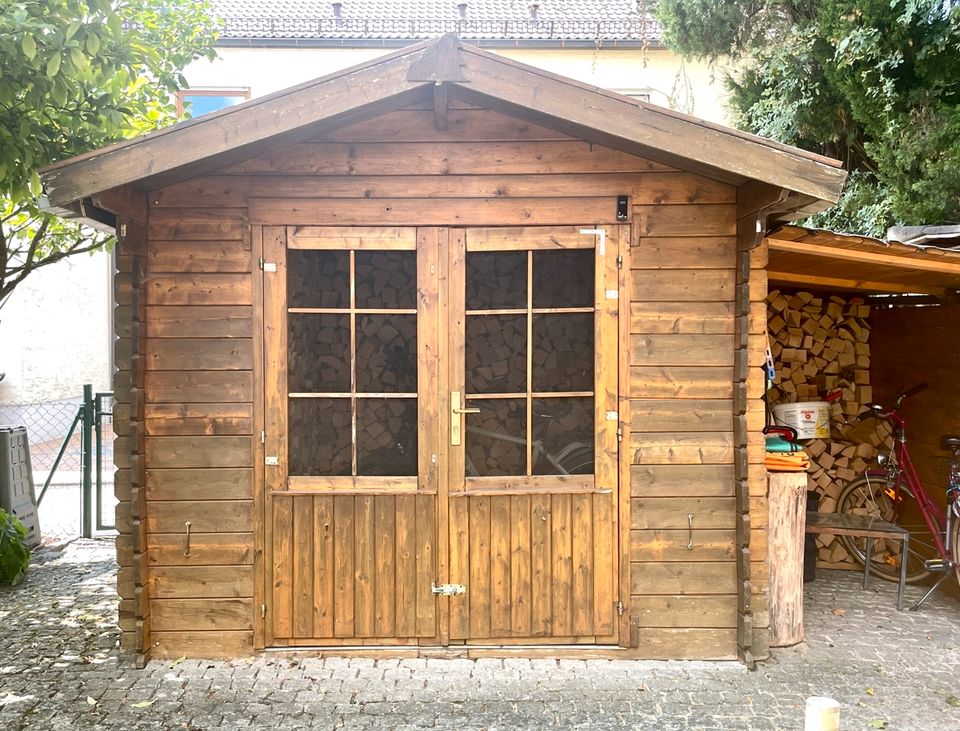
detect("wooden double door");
top-left (262, 224), bottom-right (624, 647)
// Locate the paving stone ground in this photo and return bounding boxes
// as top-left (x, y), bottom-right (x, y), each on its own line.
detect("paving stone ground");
top-left (2, 539), bottom-right (960, 730)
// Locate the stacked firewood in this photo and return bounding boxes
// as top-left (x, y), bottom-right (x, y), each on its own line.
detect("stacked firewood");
top-left (766, 290), bottom-right (893, 566)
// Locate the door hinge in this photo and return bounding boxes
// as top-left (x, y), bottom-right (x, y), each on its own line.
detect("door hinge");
top-left (260, 430), bottom-right (266, 444)
top-left (616, 427), bottom-right (623, 442)
top-left (261, 603), bottom-right (266, 618)
top-left (259, 256), bottom-right (277, 272)
top-left (265, 456), bottom-right (279, 466)
top-left (616, 600), bottom-right (625, 616)
top-left (431, 582), bottom-right (466, 596)
top-left (616, 255), bottom-right (623, 269)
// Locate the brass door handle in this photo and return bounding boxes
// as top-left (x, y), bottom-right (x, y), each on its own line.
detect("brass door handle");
top-left (450, 391), bottom-right (479, 446)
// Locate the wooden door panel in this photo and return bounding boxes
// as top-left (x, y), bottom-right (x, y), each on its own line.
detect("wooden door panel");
top-left (270, 492), bottom-right (437, 642)
top-left (446, 226), bottom-right (621, 644)
top-left (448, 491), bottom-right (615, 641)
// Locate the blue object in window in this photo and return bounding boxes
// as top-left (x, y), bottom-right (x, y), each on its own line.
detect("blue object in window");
top-left (181, 93), bottom-right (247, 117)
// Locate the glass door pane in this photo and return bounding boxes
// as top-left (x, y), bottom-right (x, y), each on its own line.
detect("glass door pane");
top-left (286, 248), bottom-right (419, 479)
top-left (462, 245), bottom-right (597, 482)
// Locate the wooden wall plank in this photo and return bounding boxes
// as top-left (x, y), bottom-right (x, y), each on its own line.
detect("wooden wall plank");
top-left (147, 240), bottom-right (251, 273)
top-left (630, 562), bottom-right (737, 595)
top-left (147, 533), bottom-right (254, 566)
top-left (145, 371), bottom-right (253, 403)
top-left (633, 595), bottom-right (737, 628)
top-left (489, 496), bottom-right (512, 636)
top-left (631, 237), bottom-right (737, 269)
top-left (333, 495), bottom-right (355, 638)
top-left (635, 205), bottom-right (736, 237)
top-left (631, 334), bottom-right (735, 367)
top-left (151, 598), bottom-right (253, 631)
top-left (292, 495), bottom-right (314, 638)
top-left (469, 496), bottom-right (491, 639)
top-left (630, 464), bottom-right (734, 497)
top-left (226, 141), bottom-right (670, 176)
top-left (631, 432), bottom-right (734, 465)
top-left (354, 496), bottom-right (375, 638)
top-left (509, 495), bottom-right (532, 638)
top-left (375, 496), bottom-right (396, 637)
top-left (631, 270), bottom-right (735, 302)
top-left (145, 500), bottom-right (253, 533)
top-left (145, 403), bottom-right (254, 436)
top-left (530, 494), bottom-right (552, 636)
top-left (145, 436), bottom-right (252, 468)
top-left (250, 197), bottom-right (624, 226)
top-left (145, 339), bottom-right (254, 371)
top-left (551, 494), bottom-right (573, 637)
top-left (630, 400), bottom-right (732, 432)
top-left (149, 566), bottom-right (253, 598)
top-left (631, 497), bottom-right (735, 530)
top-left (395, 494), bottom-right (418, 638)
top-left (630, 301), bottom-right (765, 334)
top-left (313, 496), bottom-right (335, 638)
top-left (151, 631), bottom-right (253, 658)
top-left (147, 305), bottom-right (252, 338)
top-left (154, 172), bottom-right (731, 208)
top-left (630, 529), bottom-right (736, 562)
top-left (145, 274), bottom-right (252, 306)
top-left (633, 628), bottom-right (737, 660)
top-left (145, 468), bottom-right (251, 500)
top-left (414, 494), bottom-right (436, 638)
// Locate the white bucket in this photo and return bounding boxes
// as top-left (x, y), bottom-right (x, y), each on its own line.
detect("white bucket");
top-left (771, 401), bottom-right (830, 440)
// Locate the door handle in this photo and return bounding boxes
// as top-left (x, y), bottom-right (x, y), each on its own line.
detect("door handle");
top-left (450, 391), bottom-right (479, 446)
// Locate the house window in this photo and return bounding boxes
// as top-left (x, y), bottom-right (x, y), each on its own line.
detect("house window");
top-left (177, 88), bottom-right (250, 118)
top-left (614, 89), bottom-right (652, 103)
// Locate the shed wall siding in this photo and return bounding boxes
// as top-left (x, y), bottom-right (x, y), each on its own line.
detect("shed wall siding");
top-left (124, 103), bottom-right (747, 659)
top-left (627, 205), bottom-right (765, 660)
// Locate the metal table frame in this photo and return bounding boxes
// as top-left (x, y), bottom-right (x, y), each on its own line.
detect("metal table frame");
top-left (805, 511), bottom-right (909, 610)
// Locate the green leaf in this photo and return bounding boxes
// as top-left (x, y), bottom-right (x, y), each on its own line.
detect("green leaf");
top-left (867, 721), bottom-right (887, 729)
top-left (28, 171), bottom-right (42, 198)
top-left (21, 34), bottom-right (36, 61)
top-left (86, 33), bottom-right (100, 55)
top-left (947, 695), bottom-right (960, 707)
top-left (70, 47), bottom-right (87, 71)
top-left (45, 54), bottom-right (60, 78)
top-left (130, 700), bottom-right (156, 709)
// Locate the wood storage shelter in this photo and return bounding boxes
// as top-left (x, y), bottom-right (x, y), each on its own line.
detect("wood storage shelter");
top-left (39, 36), bottom-right (846, 666)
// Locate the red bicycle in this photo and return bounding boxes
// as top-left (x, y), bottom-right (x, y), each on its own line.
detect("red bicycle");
top-left (835, 383), bottom-right (960, 610)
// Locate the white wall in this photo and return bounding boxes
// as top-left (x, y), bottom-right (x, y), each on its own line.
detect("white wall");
top-left (0, 250), bottom-right (112, 406)
top-left (184, 45), bottom-right (730, 124)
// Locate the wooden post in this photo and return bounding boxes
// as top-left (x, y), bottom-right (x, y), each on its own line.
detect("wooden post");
top-left (768, 471), bottom-right (808, 646)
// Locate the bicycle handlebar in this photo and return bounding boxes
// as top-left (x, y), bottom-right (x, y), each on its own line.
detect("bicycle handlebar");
top-left (856, 383), bottom-right (928, 422)
top-left (896, 382), bottom-right (928, 407)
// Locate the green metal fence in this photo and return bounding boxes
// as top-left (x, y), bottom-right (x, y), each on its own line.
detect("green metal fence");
top-left (34, 384), bottom-right (114, 537)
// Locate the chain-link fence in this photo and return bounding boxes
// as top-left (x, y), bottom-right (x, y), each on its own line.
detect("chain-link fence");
top-left (0, 388), bottom-right (115, 540)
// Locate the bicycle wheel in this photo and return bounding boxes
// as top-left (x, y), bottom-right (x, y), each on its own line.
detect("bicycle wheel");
top-left (836, 476), bottom-right (937, 583)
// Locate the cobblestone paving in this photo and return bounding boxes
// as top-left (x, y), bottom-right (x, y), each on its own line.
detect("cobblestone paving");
top-left (2, 539), bottom-right (960, 730)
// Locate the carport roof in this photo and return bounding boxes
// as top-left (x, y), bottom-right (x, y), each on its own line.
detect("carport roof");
top-left (767, 225), bottom-right (960, 297)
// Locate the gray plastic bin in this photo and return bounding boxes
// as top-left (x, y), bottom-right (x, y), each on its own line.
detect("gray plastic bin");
top-left (0, 426), bottom-right (42, 548)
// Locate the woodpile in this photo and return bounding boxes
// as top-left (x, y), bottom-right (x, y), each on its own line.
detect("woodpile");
top-left (766, 290), bottom-right (893, 567)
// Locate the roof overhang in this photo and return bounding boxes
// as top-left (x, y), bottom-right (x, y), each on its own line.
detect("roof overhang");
top-left (767, 225), bottom-right (960, 297)
top-left (40, 34), bottom-right (846, 224)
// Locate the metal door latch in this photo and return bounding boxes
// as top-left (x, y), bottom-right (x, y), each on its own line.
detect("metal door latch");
top-left (431, 583), bottom-right (466, 596)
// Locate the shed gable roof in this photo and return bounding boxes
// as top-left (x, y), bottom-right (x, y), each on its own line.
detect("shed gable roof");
top-left (40, 35), bottom-right (846, 218)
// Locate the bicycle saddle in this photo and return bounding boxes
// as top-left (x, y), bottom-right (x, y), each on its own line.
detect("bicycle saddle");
top-left (941, 435), bottom-right (960, 450)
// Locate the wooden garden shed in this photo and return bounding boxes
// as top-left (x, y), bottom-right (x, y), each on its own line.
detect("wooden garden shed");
top-left (39, 35), bottom-right (847, 666)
